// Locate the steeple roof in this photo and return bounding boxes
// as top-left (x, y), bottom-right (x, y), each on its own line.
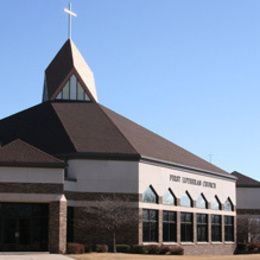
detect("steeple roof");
top-left (43, 39), bottom-right (97, 101)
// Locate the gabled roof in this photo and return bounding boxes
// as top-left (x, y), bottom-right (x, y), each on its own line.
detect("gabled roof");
top-left (44, 39), bottom-right (97, 101)
top-left (0, 101), bottom-right (231, 177)
top-left (0, 139), bottom-right (64, 168)
top-left (231, 171), bottom-right (260, 187)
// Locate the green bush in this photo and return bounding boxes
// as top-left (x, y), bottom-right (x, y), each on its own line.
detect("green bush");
top-left (116, 244), bottom-right (131, 253)
top-left (159, 245), bottom-right (171, 255)
top-left (84, 244), bottom-right (92, 253)
top-left (169, 245), bottom-right (184, 255)
top-left (96, 244), bottom-right (109, 253)
top-left (130, 245), bottom-right (147, 254)
top-left (145, 244), bottom-right (161, 254)
top-left (67, 243), bottom-right (85, 254)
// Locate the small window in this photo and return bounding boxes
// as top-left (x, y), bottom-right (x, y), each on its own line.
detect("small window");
top-left (162, 189), bottom-right (176, 205)
top-left (224, 198), bottom-right (233, 211)
top-left (70, 74), bottom-right (77, 100)
top-left (211, 215), bottom-right (222, 242)
top-left (225, 216), bottom-right (234, 241)
top-left (143, 209), bottom-right (158, 242)
top-left (63, 81), bottom-right (70, 99)
top-left (142, 186), bottom-right (158, 203)
top-left (163, 211), bottom-right (176, 242)
top-left (197, 214), bottom-right (208, 242)
top-left (77, 82), bottom-right (85, 100)
top-left (180, 191), bottom-right (192, 207)
top-left (197, 194), bottom-right (207, 209)
top-left (56, 92), bottom-right (62, 99)
top-left (181, 212), bottom-right (193, 242)
top-left (211, 196), bottom-right (221, 210)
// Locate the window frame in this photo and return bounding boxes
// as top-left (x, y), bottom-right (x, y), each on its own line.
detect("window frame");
top-left (211, 214), bottom-right (222, 242)
top-left (224, 216), bottom-right (234, 242)
top-left (197, 213), bottom-right (208, 242)
top-left (181, 212), bottom-right (193, 242)
top-left (163, 210), bottom-right (177, 242)
top-left (143, 209), bottom-right (158, 242)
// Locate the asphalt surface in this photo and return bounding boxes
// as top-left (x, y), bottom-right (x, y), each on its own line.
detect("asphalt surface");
top-left (0, 253), bottom-right (73, 260)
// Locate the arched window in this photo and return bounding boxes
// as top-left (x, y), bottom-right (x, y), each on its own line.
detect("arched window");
top-left (162, 189), bottom-right (176, 205)
top-left (197, 194), bottom-right (207, 209)
top-left (211, 196), bottom-right (221, 210)
top-left (142, 186), bottom-right (158, 203)
top-left (180, 191), bottom-right (192, 207)
top-left (224, 198), bottom-right (233, 211)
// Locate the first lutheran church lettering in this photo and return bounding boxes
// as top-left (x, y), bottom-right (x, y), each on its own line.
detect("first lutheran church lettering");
top-left (169, 174), bottom-right (216, 189)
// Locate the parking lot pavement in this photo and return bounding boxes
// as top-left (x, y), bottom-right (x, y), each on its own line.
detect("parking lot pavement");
top-left (0, 253), bottom-right (73, 260)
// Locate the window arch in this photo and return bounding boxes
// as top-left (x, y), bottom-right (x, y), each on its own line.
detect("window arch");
top-left (197, 193), bottom-right (207, 209)
top-left (162, 189), bottom-right (176, 205)
top-left (224, 198), bottom-right (233, 211)
top-left (211, 196), bottom-right (221, 210)
top-left (180, 191), bottom-right (192, 207)
top-left (142, 186), bottom-right (158, 203)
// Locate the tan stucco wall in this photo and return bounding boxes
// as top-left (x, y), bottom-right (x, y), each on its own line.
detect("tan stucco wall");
top-left (65, 159), bottom-right (139, 193)
top-left (139, 162), bottom-right (236, 206)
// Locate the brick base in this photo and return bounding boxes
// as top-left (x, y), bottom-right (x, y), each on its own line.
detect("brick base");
top-left (72, 206), bottom-right (139, 247)
top-left (182, 244), bottom-right (235, 255)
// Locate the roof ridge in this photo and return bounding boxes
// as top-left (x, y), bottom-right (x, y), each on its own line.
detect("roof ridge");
top-left (97, 104), bottom-right (140, 156)
top-left (50, 103), bottom-right (77, 154)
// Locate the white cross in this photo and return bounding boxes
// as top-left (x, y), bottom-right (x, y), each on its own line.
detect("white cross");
top-left (64, 2), bottom-right (77, 39)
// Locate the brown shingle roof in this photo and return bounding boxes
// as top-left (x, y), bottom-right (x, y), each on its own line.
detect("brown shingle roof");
top-left (0, 139), bottom-right (64, 168)
top-left (0, 101), bottom-right (230, 177)
top-left (101, 105), bottom-right (229, 175)
top-left (231, 171), bottom-right (260, 187)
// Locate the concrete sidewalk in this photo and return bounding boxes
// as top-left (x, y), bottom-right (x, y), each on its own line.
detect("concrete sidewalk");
top-left (0, 253), bottom-right (73, 260)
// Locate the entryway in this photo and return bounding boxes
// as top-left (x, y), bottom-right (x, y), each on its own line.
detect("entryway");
top-left (0, 203), bottom-right (49, 251)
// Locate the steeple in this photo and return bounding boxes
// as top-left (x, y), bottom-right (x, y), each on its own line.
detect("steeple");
top-left (42, 39), bottom-right (98, 102)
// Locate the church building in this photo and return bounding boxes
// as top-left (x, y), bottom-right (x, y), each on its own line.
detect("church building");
top-left (0, 38), bottom-right (237, 254)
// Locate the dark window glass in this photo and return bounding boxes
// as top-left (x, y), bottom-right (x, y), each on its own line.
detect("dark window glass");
top-left (143, 209), bottom-right (158, 242)
top-left (181, 212), bottom-right (193, 242)
top-left (142, 186), bottom-right (158, 203)
top-left (67, 207), bottom-right (74, 242)
top-left (225, 216), bottom-right (234, 241)
top-left (197, 214), bottom-right (208, 242)
top-left (163, 211), bottom-right (176, 242)
top-left (211, 215), bottom-right (222, 242)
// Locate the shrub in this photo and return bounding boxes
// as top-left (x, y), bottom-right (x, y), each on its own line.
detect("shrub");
top-left (248, 242), bottom-right (260, 250)
top-left (130, 245), bottom-right (147, 254)
top-left (145, 244), bottom-right (161, 254)
top-left (67, 243), bottom-right (85, 254)
top-left (169, 245), bottom-right (184, 255)
top-left (96, 244), bottom-right (109, 253)
top-left (84, 244), bottom-right (92, 253)
top-left (116, 244), bottom-right (131, 253)
top-left (159, 245), bottom-right (171, 255)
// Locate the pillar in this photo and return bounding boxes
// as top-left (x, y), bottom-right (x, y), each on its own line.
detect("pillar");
top-left (49, 195), bottom-right (67, 253)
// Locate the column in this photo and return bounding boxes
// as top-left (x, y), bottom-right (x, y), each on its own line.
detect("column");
top-left (49, 195), bottom-right (67, 253)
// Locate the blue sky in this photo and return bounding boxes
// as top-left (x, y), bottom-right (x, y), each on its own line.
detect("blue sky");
top-left (0, 1), bottom-right (259, 180)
